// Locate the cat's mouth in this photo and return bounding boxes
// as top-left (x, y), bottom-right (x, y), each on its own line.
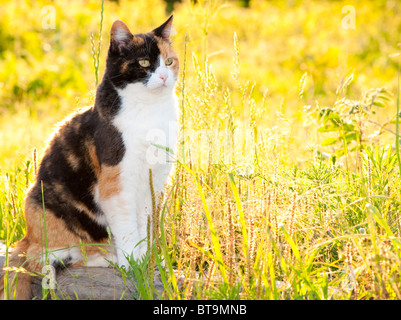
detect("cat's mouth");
top-left (146, 81), bottom-right (171, 92)
top-left (148, 84), bottom-right (166, 91)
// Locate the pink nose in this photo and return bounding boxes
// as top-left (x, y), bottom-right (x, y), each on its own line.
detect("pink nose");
top-left (159, 74), bottom-right (168, 82)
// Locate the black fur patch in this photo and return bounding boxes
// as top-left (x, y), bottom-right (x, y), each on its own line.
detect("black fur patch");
top-left (52, 256), bottom-right (72, 272)
top-left (104, 32), bottom-right (162, 89)
top-left (94, 119), bottom-right (125, 166)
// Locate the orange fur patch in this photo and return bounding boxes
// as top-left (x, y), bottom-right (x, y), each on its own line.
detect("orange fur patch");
top-left (156, 37), bottom-right (179, 77)
top-left (120, 60), bottom-right (130, 73)
top-left (86, 140), bottom-right (100, 176)
top-left (131, 35), bottom-right (145, 46)
top-left (24, 196), bottom-right (83, 247)
top-left (18, 195), bottom-right (112, 266)
top-left (66, 152), bottom-right (80, 171)
top-left (97, 165), bottom-right (121, 200)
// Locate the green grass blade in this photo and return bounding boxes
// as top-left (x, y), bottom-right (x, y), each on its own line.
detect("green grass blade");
top-left (228, 173), bottom-right (248, 262)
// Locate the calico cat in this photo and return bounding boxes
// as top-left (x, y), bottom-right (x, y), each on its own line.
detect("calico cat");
top-left (1, 15), bottom-right (178, 299)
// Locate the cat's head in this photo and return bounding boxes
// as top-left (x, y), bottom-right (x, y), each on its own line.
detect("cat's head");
top-left (104, 15), bottom-right (178, 95)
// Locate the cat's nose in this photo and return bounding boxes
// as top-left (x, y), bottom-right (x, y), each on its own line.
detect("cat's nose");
top-left (159, 73), bottom-right (168, 82)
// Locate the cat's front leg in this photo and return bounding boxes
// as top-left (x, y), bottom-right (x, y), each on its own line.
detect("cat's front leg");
top-left (96, 193), bottom-right (146, 268)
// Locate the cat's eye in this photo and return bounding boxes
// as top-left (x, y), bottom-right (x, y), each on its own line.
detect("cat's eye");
top-left (138, 59), bottom-right (150, 67)
top-left (165, 58), bottom-right (173, 66)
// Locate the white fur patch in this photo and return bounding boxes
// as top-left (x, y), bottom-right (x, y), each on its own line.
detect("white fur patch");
top-left (97, 60), bottom-right (178, 267)
top-left (43, 246), bottom-right (115, 268)
top-left (113, 27), bottom-right (130, 41)
top-left (43, 246), bottom-right (81, 266)
top-left (146, 56), bottom-right (176, 91)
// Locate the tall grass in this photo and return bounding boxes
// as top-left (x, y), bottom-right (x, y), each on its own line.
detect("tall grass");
top-left (121, 6), bottom-right (401, 298)
top-left (1, 0), bottom-right (401, 300)
top-left (117, 58), bottom-right (401, 300)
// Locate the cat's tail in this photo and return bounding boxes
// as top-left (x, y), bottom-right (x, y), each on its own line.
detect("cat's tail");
top-left (0, 238), bottom-right (35, 300)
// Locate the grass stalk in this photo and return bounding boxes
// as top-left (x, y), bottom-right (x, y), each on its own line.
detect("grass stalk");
top-left (91, 0), bottom-right (104, 86)
top-left (396, 54), bottom-right (401, 174)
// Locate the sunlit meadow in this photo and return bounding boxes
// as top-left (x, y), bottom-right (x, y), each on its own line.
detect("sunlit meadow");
top-left (1, 0), bottom-right (401, 299)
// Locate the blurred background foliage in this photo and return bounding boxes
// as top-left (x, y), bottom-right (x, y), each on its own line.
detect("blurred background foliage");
top-left (0, 0), bottom-right (400, 167)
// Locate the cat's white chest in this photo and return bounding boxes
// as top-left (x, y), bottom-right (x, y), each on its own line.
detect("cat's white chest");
top-left (113, 93), bottom-right (177, 162)
top-left (113, 84), bottom-right (178, 188)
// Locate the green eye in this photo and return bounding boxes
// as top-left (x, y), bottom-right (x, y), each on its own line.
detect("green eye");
top-left (138, 59), bottom-right (150, 67)
top-left (165, 58), bottom-right (173, 66)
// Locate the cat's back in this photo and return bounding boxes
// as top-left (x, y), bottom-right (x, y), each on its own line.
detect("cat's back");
top-left (37, 106), bottom-right (100, 182)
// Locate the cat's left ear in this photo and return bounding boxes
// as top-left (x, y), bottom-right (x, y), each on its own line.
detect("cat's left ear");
top-left (110, 20), bottom-right (133, 55)
top-left (152, 15), bottom-right (174, 41)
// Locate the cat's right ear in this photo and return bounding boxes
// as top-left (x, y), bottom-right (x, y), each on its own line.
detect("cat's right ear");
top-left (110, 20), bottom-right (133, 55)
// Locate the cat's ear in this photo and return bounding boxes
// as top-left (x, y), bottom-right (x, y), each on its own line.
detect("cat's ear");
top-left (110, 20), bottom-right (133, 55)
top-left (152, 14), bottom-right (174, 40)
